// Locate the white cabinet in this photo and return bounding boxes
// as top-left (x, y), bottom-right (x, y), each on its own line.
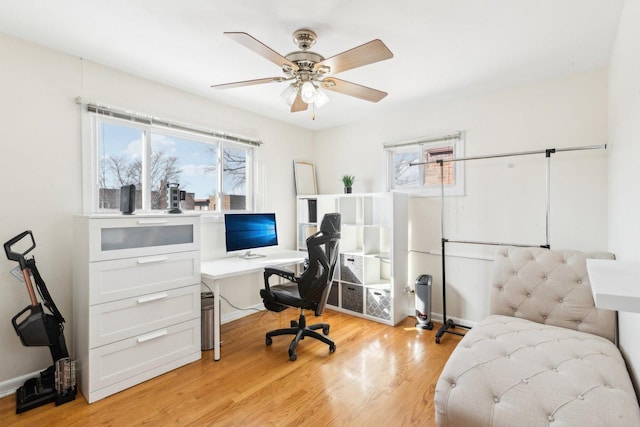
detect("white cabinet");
top-left (73, 214), bottom-right (201, 403)
top-left (297, 193), bottom-right (408, 325)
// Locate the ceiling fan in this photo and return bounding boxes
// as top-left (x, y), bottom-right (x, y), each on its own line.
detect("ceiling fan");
top-left (211, 29), bottom-right (393, 113)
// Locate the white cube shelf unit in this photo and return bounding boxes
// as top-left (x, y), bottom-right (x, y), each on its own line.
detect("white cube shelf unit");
top-left (297, 193), bottom-right (408, 325)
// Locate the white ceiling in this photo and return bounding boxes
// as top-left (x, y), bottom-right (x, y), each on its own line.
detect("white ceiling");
top-left (0, 0), bottom-right (625, 131)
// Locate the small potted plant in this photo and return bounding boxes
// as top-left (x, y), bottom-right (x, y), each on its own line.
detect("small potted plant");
top-left (341, 175), bottom-right (355, 194)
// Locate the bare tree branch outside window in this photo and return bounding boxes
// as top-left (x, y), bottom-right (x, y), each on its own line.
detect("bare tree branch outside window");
top-left (223, 147), bottom-right (246, 193)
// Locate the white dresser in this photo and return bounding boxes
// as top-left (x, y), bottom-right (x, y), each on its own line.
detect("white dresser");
top-left (72, 214), bottom-right (201, 403)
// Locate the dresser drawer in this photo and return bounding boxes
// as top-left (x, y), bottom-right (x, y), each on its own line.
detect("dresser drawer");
top-left (89, 251), bottom-right (200, 304)
top-left (88, 318), bottom-right (200, 393)
top-left (88, 215), bottom-right (200, 262)
top-left (89, 284), bottom-right (200, 348)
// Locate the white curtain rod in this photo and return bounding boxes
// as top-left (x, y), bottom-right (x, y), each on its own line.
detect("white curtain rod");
top-left (75, 97), bottom-right (262, 147)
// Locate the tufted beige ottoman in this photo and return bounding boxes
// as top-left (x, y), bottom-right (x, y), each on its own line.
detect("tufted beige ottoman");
top-left (435, 247), bottom-right (640, 427)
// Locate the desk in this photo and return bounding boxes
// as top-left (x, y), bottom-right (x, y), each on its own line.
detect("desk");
top-left (201, 250), bottom-right (306, 360)
top-left (586, 259), bottom-right (640, 313)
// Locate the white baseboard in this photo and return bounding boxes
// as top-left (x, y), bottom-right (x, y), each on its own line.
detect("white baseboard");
top-left (0, 370), bottom-right (40, 399)
top-left (220, 303), bottom-right (265, 324)
top-left (430, 312), bottom-right (477, 329)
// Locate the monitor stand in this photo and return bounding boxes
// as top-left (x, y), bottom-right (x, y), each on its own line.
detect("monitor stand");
top-left (239, 251), bottom-right (266, 259)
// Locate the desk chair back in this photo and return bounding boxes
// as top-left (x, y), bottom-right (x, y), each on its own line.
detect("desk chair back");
top-left (299, 213), bottom-right (341, 316)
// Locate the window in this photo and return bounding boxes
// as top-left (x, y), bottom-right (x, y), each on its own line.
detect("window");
top-left (386, 133), bottom-right (464, 196)
top-left (84, 107), bottom-right (258, 214)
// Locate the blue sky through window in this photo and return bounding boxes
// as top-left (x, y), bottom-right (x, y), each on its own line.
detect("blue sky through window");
top-left (100, 122), bottom-right (219, 199)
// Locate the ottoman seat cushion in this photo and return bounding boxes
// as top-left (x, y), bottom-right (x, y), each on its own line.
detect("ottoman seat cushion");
top-left (435, 315), bottom-right (640, 426)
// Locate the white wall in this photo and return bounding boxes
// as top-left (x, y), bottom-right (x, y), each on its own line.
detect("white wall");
top-left (314, 69), bottom-right (609, 323)
top-left (0, 33), bottom-right (313, 390)
top-left (608, 0), bottom-right (640, 393)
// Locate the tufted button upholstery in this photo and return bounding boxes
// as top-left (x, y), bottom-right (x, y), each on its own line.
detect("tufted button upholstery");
top-left (488, 247), bottom-right (616, 341)
top-left (435, 247), bottom-right (640, 427)
top-left (435, 315), bottom-right (640, 426)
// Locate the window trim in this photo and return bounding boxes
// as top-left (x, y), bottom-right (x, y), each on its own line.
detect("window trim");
top-left (81, 106), bottom-right (259, 215)
top-left (385, 132), bottom-right (465, 196)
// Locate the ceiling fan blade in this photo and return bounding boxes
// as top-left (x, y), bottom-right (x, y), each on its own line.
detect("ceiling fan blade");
top-left (315, 39), bottom-right (393, 75)
top-left (321, 78), bottom-right (388, 103)
top-left (225, 32), bottom-right (299, 71)
top-left (291, 92), bottom-right (308, 112)
top-left (211, 77), bottom-right (285, 89)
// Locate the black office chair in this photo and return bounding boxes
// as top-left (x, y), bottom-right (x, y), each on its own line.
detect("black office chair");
top-left (261, 213), bottom-right (341, 361)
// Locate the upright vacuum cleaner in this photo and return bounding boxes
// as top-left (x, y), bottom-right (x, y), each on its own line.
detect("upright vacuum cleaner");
top-left (4, 230), bottom-right (76, 413)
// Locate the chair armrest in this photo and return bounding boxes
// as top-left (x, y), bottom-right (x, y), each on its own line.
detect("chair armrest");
top-left (263, 267), bottom-right (298, 292)
top-left (264, 266), bottom-right (296, 282)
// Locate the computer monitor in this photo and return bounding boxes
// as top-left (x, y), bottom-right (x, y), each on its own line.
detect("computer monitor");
top-left (224, 213), bottom-right (278, 258)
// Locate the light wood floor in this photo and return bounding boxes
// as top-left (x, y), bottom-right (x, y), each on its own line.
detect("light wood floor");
top-left (0, 309), bottom-right (461, 426)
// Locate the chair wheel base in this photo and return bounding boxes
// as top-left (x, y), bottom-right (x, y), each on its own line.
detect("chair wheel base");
top-left (264, 312), bottom-right (336, 361)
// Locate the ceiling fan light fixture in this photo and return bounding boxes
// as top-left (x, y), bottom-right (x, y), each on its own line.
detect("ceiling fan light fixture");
top-left (314, 88), bottom-right (330, 108)
top-left (300, 81), bottom-right (317, 103)
top-left (280, 84), bottom-right (298, 105)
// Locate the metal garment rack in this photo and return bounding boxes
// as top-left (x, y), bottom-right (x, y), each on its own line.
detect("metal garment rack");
top-left (410, 144), bottom-right (606, 343)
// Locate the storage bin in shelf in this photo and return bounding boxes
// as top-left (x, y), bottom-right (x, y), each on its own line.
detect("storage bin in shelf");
top-left (366, 284), bottom-right (391, 320)
top-left (327, 281), bottom-right (339, 306)
top-left (341, 283), bottom-right (363, 313)
top-left (340, 253), bottom-right (364, 284)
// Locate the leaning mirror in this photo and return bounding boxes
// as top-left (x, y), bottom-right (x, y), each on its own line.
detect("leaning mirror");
top-left (293, 161), bottom-right (318, 195)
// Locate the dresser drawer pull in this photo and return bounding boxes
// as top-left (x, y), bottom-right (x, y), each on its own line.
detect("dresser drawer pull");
top-left (137, 329), bottom-right (168, 343)
top-left (136, 219), bottom-right (169, 225)
top-left (137, 256), bottom-right (169, 264)
top-left (137, 292), bottom-right (169, 304)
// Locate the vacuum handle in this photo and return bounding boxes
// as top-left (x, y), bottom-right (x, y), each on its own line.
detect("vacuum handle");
top-left (4, 230), bottom-right (36, 269)
top-left (4, 231), bottom-right (38, 306)
top-left (11, 305), bottom-right (35, 331)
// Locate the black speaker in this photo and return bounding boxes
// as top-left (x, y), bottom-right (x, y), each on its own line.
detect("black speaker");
top-left (120, 184), bottom-right (136, 215)
top-left (167, 183), bottom-right (183, 214)
top-left (415, 274), bottom-right (433, 330)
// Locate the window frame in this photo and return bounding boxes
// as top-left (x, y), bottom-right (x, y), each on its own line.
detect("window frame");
top-left (82, 111), bottom-right (258, 215)
top-left (385, 133), bottom-right (465, 196)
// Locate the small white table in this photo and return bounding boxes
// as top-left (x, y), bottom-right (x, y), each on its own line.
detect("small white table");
top-left (200, 250), bottom-right (307, 360)
top-left (586, 259), bottom-right (640, 313)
